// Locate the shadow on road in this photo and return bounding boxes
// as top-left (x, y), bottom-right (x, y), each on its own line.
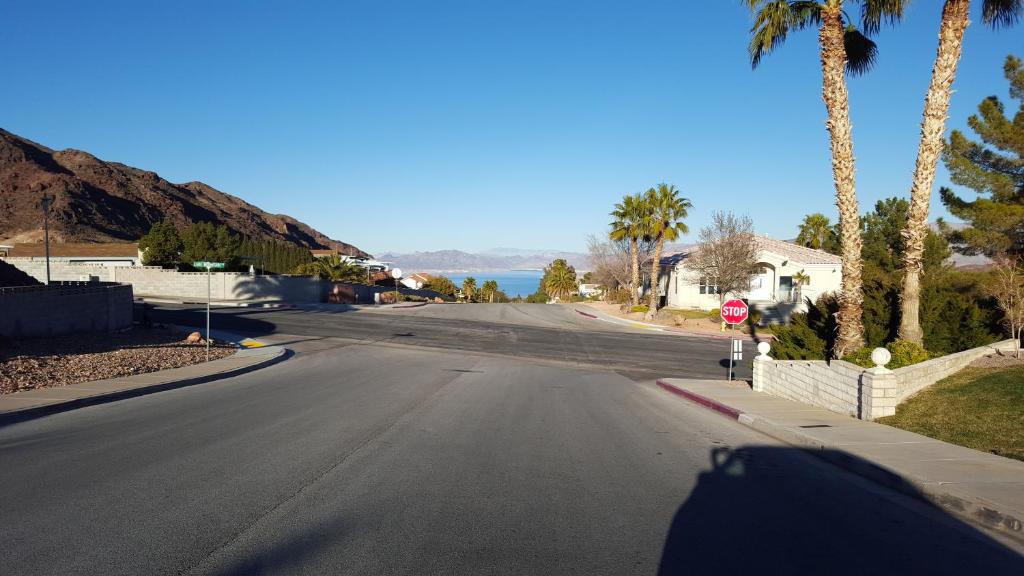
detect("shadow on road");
top-left (657, 446), bottom-right (1023, 575)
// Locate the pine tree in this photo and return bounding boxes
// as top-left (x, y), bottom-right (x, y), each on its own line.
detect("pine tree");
top-left (940, 54), bottom-right (1024, 257)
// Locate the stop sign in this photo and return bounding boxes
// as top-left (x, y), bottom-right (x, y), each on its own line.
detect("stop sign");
top-left (720, 299), bottom-right (749, 325)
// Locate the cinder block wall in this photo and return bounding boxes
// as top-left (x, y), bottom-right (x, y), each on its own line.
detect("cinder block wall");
top-left (753, 339), bottom-right (1018, 420)
top-left (2, 258), bottom-right (114, 282)
top-left (0, 283), bottom-right (134, 338)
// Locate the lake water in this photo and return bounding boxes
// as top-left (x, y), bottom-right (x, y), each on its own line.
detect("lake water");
top-left (445, 270), bottom-right (543, 298)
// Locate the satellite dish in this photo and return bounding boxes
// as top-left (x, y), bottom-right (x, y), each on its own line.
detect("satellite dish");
top-left (391, 268), bottom-right (402, 279)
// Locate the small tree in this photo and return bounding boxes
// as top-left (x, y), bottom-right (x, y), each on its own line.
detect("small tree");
top-left (427, 275), bottom-right (457, 297)
top-left (139, 221), bottom-right (183, 268)
top-left (543, 259), bottom-right (577, 302)
top-left (987, 255), bottom-right (1024, 358)
top-left (683, 211), bottom-right (760, 308)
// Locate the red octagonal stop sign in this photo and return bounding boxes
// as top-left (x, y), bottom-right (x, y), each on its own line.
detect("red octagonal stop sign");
top-left (720, 299), bottom-right (749, 325)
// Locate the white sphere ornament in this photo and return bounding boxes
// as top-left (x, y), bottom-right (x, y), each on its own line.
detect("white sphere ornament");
top-left (871, 347), bottom-right (891, 368)
top-left (391, 268), bottom-right (402, 279)
top-left (757, 342), bottom-right (771, 356)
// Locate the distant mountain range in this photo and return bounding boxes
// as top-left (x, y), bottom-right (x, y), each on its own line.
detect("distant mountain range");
top-left (378, 249), bottom-right (591, 273)
top-left (0, 128), bottom-right (368, 256)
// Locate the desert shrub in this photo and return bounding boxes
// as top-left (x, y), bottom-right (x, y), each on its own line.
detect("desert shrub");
top-left (607, 287), bottom-right (631, 304)
top-left (630, 305), bottom-right (649, 313)
top-left (770, 319), bottom-right (828, 360)
top-left (708, 308), bottom-right (721, 322)
top-left (842, 340), bottom-right (932, 369)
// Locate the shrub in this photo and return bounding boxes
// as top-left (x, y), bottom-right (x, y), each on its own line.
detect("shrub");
top-left (887, 340), bottom-right (931, 368)
top-left (708, 308), bottom-right (721, 323)
top-left (630, 305), bottom-right (649, 313)
top-left (842, 340), bottom-right (932, 369)
top-left (841, 347), bottom-right (875, 368)
top-left (770, 320), bottom-right (828, 360)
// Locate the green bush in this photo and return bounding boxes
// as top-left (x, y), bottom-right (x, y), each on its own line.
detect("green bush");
top-left (708, 308), bottom-right (721, 322)
top-left (841, 347), bottom-right (875, 368)
top-left (770, 320), bottom-right (828, 360)
top-left (630, 305), bottom-right (649, 313)
top-left (842, 340), bottom-right (932, 369)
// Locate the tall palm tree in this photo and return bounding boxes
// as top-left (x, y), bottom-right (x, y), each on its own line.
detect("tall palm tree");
top-left (481, 279), bottom-right (499, 303)
top-left (461, 277), bottom-right (477, 302)
top-left (643, 183), bottom-right (692, 320)
top-left (610, 193), bottom-right (650, 306)
top-left (897, 0), bottom-right (1021, 344)
top-left (544, 265), bottom-right (577, 302)
top-left (795, 213), bottom-right (835, 251)
top-left (746, 0), bottom-right (901, 356)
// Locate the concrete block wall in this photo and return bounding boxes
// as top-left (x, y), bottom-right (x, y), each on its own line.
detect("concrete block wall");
top-left (753, 339), bottom-right (1019, 420)
top-left (0, 283), bottom-right (134, 338)
top-left (890, 339), bottom-right (1018, 404)
top-left (2, 257), bottom-right (114, 283)
top-left (112, 268), bottom-right (326, 302)
top-left (756, 359), bottom-right (861, 417)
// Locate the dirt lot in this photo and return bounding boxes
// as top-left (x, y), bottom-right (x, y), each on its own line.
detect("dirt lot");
top-left (0, 327), bottom-right (236, 394)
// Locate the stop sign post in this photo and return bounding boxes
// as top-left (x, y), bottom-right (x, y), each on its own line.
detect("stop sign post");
top-left (721, 299), bottom-right (748, 380)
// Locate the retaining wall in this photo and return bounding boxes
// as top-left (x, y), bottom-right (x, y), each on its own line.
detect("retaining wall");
top-left (1, 258), bottom-right (327, 302)
top-left (0, 282), bottom-right (134, 338)
top-left (753, 339), bottom-right (1018, 420)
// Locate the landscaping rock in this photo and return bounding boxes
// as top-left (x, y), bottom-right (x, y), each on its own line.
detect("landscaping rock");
top-left (186, 331), bottom-right (203, 344)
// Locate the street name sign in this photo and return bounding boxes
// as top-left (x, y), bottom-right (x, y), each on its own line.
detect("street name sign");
top-left (193, 261), bottom-right (225, 269)
top-left (721, 299), bottom-right (749, 325)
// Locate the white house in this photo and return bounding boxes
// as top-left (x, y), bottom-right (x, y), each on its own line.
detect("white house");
top-left (400, 273), bottom-right (431, 290)
top-left (659, 236), bottom-right (842, 319)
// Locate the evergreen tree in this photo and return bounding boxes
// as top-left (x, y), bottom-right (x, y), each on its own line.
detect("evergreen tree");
top-left (426, 275), bottom-right (458, 297)
top-left (138, 221), bottom-right (183, 268)
top-left (940, 54), bottom-right (1024, 257)
top-left (181, 222), bottom-right (241, 268)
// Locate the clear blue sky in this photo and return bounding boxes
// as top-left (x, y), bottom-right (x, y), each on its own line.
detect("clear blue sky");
top-left (2, 1), bottom-right (1020, 255)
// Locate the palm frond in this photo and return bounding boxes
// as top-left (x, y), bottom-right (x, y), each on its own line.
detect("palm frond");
top-left (748, 1), bottom-right (822, 69)
top-left (844, 26), bottom-right (878, 76)
top-left (861, 0), bottom-right (908, 35)
top-left (983, 0), bottom-right (1022, 28)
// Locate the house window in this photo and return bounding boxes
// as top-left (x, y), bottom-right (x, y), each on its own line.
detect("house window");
top-left (699, 277), bottom-right (718, 295)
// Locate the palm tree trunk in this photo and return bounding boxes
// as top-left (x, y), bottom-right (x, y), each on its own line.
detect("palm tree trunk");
top-left (630, 237), bottom-right (640, 306)
top-left (899, 0), bottom-right (970, 345)
top-left (645, 237), bottom-right (665, 320)
top-left (819, 5), bottom-right (865, 357)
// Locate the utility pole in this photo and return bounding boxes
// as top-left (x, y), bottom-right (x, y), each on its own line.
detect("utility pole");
top-left (41, 192), bottom-right (54, 285)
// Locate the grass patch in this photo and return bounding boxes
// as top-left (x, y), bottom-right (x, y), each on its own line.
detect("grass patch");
top-left (662, 308), bottom-right (712, 320)
top-left (876, 366), bottom-right (1024, 462)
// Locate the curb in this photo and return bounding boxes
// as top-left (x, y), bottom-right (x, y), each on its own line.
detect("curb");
top-left (0, 347), bottom-right (290, 428)
top-left (393, 302), bottom-right (429, 309)
top-left (574, 307), bottom-right (737, 340)
top-left (655, 378), bottom-right (1024, 545)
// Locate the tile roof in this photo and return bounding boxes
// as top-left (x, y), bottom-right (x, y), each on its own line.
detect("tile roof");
top-left (6, 243), bottom-right (139, 258)
top-left (660, 236), bottom-right (841, 266)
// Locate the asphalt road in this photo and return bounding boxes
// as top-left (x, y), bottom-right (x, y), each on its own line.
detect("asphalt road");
top-left (0, 304), bottom-right (1020, 574)
top-left (146, 303), bottom-right (752, 381)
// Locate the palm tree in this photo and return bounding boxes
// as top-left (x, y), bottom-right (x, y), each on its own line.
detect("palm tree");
top-left (746, 0), bottom-right (901, 356)
top-left (461, 277), bottom-right (477, 302)
top-left (610, 193), bottom-right (650, 306)
top-left (544, 265), bottom-right (577, 302)
top-left (481, 279), bottom-right (499, 303)
top-left (795, 213), bottom-right (835, 251)
top-left (897, 0), bottom-right (1021, 344)
top-left (643, 183), bottom-right (692, 320)
top-left (792, 270), bottom-right (811, 301)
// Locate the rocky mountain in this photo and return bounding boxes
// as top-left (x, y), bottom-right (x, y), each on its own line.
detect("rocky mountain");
top-left (0, 129), bottom-right (368, 256)
top-left (378, 249), bottom-right (590, 273)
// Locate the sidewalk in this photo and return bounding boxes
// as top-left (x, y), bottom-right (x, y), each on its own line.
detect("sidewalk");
top-left (138, 295), bottom-right (294, 308)
top-left (0, 344), bottom-right (287, 426)
top-left (657, 378), bottom-right (1024, 546)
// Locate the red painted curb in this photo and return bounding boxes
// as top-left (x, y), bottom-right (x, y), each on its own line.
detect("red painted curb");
top-left (574, 309), bottom-right (598, 319)
top-left (656, 379), bottom-right (743, 420)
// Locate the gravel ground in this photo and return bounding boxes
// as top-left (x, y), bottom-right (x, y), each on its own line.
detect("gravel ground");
top-left (0, 327), bottom-right (236, 394)
top-left (971, 352), bottom-right (1024, 368)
